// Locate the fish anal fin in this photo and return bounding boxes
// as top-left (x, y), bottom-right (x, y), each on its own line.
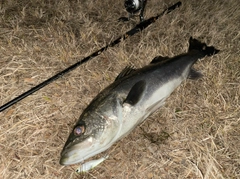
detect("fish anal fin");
top-left (124, 80), bottom-right (146, 106)
top-left (115, 66), bottom-right (136, 81)
top-left (188, 68), bottom-right (203, 80)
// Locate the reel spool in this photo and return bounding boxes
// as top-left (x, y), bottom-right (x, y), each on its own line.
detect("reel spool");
top-left (121, 0), bottom-right (147, 22)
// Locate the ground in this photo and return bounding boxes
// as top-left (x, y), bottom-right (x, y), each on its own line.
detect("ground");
top-left (0, 0), bottom-right (239, 178)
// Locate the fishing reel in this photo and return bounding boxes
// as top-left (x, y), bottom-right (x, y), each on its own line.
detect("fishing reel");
top-left (119, 0), bottom-right (147, 22)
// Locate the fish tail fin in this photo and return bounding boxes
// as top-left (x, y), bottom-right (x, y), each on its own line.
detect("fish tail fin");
top-left (188, 37), bottom-right (220, 56)
top-left (188, 68), bottom-right (203, 80)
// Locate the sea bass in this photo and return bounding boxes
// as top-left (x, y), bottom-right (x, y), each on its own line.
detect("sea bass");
top-left (60, 37), bottom-right (219, 166)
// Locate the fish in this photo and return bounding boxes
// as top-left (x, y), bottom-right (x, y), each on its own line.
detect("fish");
top-left (60, 37), bottom-right (219, 166)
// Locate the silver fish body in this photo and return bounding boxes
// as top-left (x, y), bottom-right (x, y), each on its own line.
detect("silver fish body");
top-left (60, 37), bottom-right (219, 165)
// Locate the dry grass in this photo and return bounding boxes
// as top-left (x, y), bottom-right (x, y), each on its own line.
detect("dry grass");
top-left (0, 0), bottom-right (239, 178)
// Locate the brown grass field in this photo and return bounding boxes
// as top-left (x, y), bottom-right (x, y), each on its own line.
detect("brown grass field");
top-left (0, 0), bottom-right (239, 178)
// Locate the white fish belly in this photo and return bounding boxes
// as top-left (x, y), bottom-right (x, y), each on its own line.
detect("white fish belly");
top-left (144, 77), bottom-right (183, 113)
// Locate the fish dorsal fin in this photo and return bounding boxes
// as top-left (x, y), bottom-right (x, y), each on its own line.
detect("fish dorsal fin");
top-left (150, 56), bottom-right (170, 64)
top-left (188, 68), bottom-right (203, 80)
top-left (123, 80), bottom-right (146, 106)
top-left (115, 66), bottom-right (136, 81)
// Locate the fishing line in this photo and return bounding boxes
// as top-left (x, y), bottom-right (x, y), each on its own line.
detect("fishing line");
top-left (0, 1), bottom-right (182, 112)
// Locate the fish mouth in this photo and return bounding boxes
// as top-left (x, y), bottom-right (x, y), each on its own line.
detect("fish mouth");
top-left (60, 136), bottom-right (95, 165)
top-left (60, 133), bottom-right (119, 165)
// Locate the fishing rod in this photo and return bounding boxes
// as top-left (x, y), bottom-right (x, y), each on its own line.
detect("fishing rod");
top-left (0, 1), bottom-right (182, 112)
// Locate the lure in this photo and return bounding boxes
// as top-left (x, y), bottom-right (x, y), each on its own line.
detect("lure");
top-left (76, 155), bottom-right (109, 173)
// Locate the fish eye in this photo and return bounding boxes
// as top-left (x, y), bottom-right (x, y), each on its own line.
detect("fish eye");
top-left (74, 125), bottom-right (85, 136)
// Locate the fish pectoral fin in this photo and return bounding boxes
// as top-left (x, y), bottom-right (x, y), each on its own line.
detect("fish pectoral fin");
top-left (123, 80), bottom-right (146, 106)
top-left (115, 66), bottom-right (136, 81)
top-left (150, 56), bottom-right (170, 64)
top-left (188, 68), bottom-right (203, 80)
